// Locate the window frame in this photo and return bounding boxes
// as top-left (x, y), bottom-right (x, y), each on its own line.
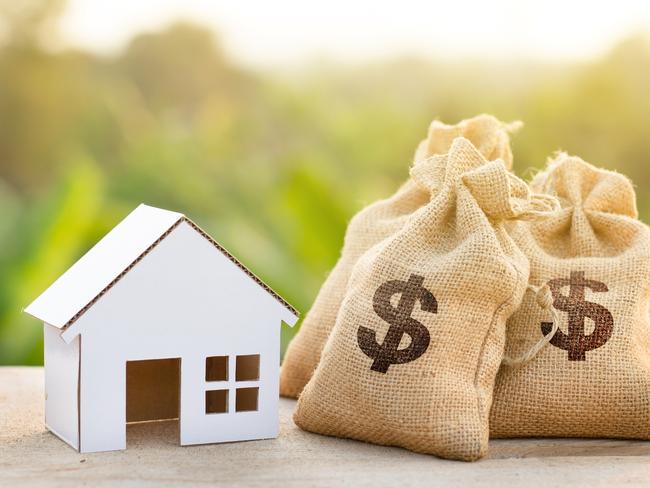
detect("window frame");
top-left (204, 354), bottom-right (261, 415)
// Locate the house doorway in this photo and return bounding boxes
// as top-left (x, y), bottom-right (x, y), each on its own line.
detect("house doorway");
top-left (126, 358), bottom-right (181, 446)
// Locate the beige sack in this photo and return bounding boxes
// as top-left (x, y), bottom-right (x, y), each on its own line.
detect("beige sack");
top-left (280, 115), bottom-right (519, 398)
top-left (294, 138), bottom-right (557, 461)
top-left (490, 155), bottom-right (650, 439)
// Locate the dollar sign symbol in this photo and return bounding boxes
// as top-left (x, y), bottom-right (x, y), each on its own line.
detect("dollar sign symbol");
top-left (357, 274), bottom-right (437, 373)
top-left (541, 271), bottom-right (614, 361)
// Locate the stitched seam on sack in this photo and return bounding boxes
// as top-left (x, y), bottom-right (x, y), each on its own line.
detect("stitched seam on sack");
top-left (472, 260), bottom-right (523, 452)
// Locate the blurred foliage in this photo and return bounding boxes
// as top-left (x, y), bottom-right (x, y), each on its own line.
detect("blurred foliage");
top-left (1, 2), bottom-right (650, 364)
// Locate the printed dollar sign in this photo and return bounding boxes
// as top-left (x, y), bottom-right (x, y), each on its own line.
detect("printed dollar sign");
top-left (357, 274), bottom-right (437, 373)
top-left (541, 271), bottom-right (614, 361)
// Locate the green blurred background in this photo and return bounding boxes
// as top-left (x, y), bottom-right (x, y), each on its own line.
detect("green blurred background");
top-left (2, 1), bottom-right (650, 365)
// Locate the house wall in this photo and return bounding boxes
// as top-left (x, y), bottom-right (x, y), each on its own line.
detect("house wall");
top-left (74, 221), bottom-right (288, 453)
top-left (44, 323), bottom-right (80, 450)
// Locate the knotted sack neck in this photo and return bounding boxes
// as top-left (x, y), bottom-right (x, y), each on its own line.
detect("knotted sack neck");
top-left (410, 137), bottom-right (559, 223)
top-left (529, 155), bottom-right (639, 257)
top-left (536, 155), bottom-right (637, 217)
top-left (413, 114), bottom-right (520, 170)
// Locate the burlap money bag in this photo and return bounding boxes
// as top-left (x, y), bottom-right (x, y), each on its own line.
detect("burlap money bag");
top-left (280, 114), bottom-right (518, 398)
top-left (490, 154), bottom-right (650, 439)
top-left (293, 137), bottom-right (558, 461)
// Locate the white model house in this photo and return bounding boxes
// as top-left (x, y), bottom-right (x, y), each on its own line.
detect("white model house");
top-left (24, 204), bottom-right (298, 453)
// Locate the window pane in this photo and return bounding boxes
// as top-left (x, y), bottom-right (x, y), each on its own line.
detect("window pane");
top-left (206, 356), bottom-right (228, 381)
top-left (236, 387), bottom-right (259, 412)
top-left (205, 389), bottom-right (228, 414)
top-left (236, 354), bottom-right (259, 381)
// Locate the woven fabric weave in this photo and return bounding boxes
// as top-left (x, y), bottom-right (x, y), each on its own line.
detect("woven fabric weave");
top-left (294, 138), bottom-right (556, 460)
top-left (280, 115), bottom-right (518, 398)
top-left (490, 155), bottom-right (650, 438)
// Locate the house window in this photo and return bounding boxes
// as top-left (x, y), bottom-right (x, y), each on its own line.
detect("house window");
top-left (236, 387), bottom-right (258, 412)
top-left (236, 354), bottom-right (259, 381)
top-left (206, 356), bottom-right (228, 381)
top-left (206, 389), bottom-right (228, 414)
top-left (205, 354), bottom-right (260, 414)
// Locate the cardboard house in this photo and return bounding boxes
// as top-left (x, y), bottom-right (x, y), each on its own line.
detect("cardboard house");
top-left (24, 204), bottom-right (298, 453)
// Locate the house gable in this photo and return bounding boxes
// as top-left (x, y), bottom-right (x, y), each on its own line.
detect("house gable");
top-left (25, 204), bottom-right (298, 341)
top-left (69, 220), bottom-right (292, 343)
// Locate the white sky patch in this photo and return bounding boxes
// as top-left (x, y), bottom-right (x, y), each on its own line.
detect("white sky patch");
top-left (57, 0), bottom-right (650, 66)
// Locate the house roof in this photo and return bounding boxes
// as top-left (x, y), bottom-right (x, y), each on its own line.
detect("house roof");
top-left (24, 204), bottom-right (298, 330)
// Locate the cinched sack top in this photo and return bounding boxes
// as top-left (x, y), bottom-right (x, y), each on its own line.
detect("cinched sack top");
top-left (528, 155), bottom-right (642, 257)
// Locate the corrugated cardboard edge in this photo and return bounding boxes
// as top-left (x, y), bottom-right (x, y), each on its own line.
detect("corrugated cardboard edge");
top-left (77, 335), bottom-right (82, 452)
top-left (60, 216), bottom-right (298, 332)
top-left (182, 217), bottom-right (298, 317)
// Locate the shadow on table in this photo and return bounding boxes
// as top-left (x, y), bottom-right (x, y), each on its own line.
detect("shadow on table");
top-left (489, 438), bottom-right (650, 459)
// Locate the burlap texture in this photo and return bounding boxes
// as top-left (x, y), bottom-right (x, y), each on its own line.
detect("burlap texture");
top-left (280, 115), bottom-right (518, 398)
top-left (294, 138), bottom-right (556, 461)
top-left (490, 155), bottom-right (650, 439)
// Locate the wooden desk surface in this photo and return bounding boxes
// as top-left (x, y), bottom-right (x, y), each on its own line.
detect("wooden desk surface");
top-left (2, 367), bottom-right (650, 487)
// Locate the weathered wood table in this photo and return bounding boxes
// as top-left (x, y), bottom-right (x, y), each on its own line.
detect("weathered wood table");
top-left (2, 367), bottom-right (650, 487)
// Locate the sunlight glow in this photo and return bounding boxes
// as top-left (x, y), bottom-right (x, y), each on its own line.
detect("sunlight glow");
top-left (58, 0), bottom-right (650, 66)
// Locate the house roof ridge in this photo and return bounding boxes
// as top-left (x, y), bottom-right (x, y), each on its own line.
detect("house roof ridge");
top-left (181, 217), bottom-right (298, 317)
top-left (60, 216), bottom-right (185, 330)
top-left (58, 214), bottom-right (298, 331)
